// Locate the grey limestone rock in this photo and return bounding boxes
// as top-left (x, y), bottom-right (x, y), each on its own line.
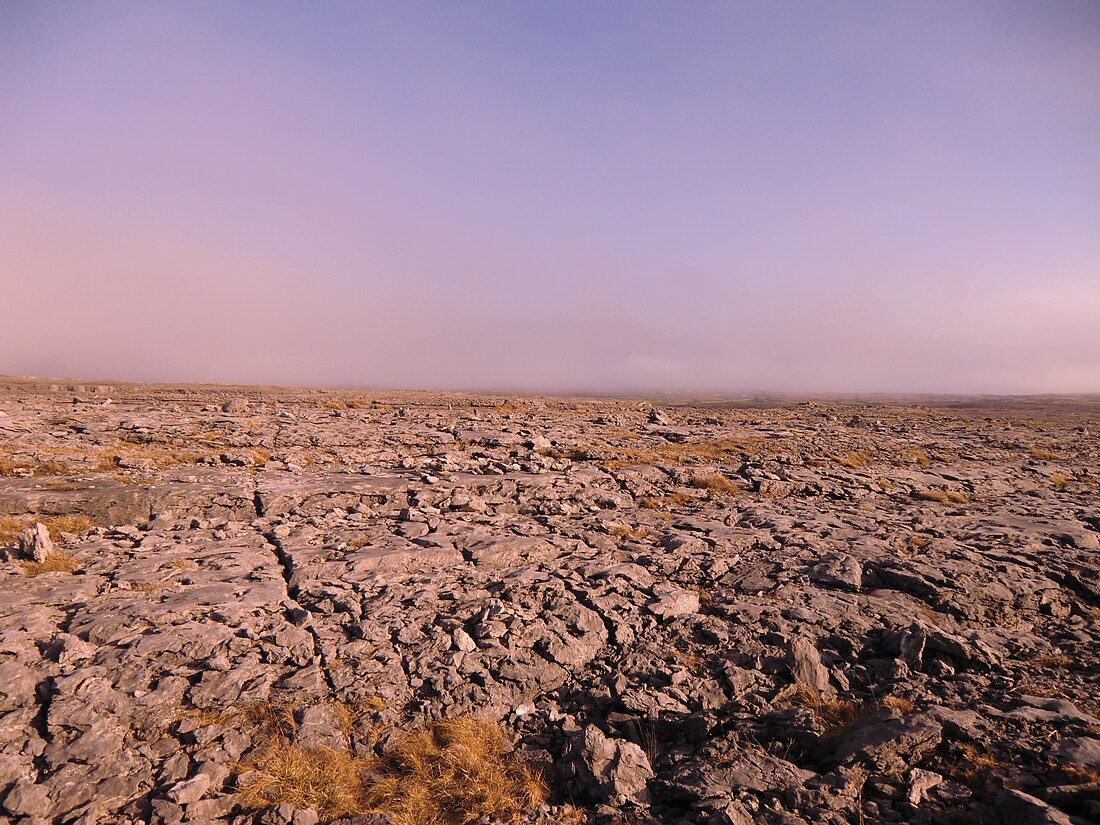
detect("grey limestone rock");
top-left (570, 725), bottom-right (654, 805)
top-left (17, 522), bottom-right (53, 562)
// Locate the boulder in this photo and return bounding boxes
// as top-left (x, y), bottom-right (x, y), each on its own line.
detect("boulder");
top-left (18, 522), bottom-right (53, 562)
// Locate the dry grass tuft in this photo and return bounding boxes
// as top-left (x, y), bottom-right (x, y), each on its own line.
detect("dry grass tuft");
top-left (0, 514), bottom-right (96, 545)
top-left (639, 492), bottom-right (696, 510)
top-left (362, 718), bottom-right (547, 825)
top-left (0, 453), bottom-right (69, 477)
top-left (782, 686), bottom-right (914, 742)
top-left (608, 524), bottom-right (649, 540)
top-left (955, 743), bottom-right (1002, 788)
top-left (1028, 446), bottom-right (1059, 461)
top-left (690, 473), bottom-right (740, 497)
top-left (913, 489), bottom-right (969, 504)
top-left (826, 450), bottom-right (874, 470)
top-left (902, 449), bottom-right (932, 468)
top-left (130, 581), bottom-right (172, 592)
top-left (234, 712), bottom-right (545, 825)
top-left (671, 646), bottom-right (706, 674)
top-left (238, 743), bottom-right (369, 819)
top-left (880, 696), bottom-right (914, 715)
top-left (21, 553), bottom-right (80, 576)
top-left (1048, 760), bottom-right (1100, 785)
top-left (781, 685), bottom-right (870, 741)
top-left (97, 442), bottom-right (204, 472)
top-left (1030, 653), bottom-right (1074, 668)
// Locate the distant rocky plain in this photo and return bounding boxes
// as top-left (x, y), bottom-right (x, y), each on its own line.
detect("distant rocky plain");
top-left (0, 377), bottom-right (1097, 825)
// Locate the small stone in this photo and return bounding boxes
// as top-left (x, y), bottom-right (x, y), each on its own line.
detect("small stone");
top-left (809, 551), bottom-right (863, 590)
top-left (571, 725), bottom-right (653, 805)
top-left (787, 637), bottom-right (835, 699)
top-left (168, 773), bottom-right (212, 804)
top-left (648, 584), bottom-right (700, 621)
top-left (452, 628), bottom-right (477, 652)
top-left (3, 778), bottom-right (51, 816)
top-left (907, 768), bottom-right (943, 806)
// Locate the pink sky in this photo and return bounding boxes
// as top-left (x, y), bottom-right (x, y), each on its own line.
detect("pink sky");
top-left (2, 2), bottom-right (1098, 393)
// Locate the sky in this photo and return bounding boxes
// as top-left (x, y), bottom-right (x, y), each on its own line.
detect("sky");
top-left (1, 1), bottom-right (1098, 395)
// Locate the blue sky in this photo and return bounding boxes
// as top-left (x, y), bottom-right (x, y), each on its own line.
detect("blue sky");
top-left (2, 1), bottom-right (1098, 392)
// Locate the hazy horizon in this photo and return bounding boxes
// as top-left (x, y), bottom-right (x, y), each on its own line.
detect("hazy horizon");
top-left (3, 2), bottom-right (1098, 395)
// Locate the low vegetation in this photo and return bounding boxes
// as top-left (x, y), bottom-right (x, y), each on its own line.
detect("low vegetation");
top-left (360, 717), bottom-right (547, 825)
top-left (0, 514), bottom-right (95, 544)
top-left (781, 685), bottom-right (914, 744)
top-left (1028, 446), bottom-right (1059, 461)
top-left (0, 453), bottom-right (68, 477)
top-left (21, 553), bottom-right (80, 576)
top-left (689, 473), bottom-right (740, 496)
top-left (913, 488), bottom-right (969, 504)
top-left (225, 702), bottom-right (545, 824)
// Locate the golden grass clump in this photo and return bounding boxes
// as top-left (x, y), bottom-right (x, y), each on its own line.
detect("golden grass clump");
top-left (782, 686), bottom-right (914, 743)
top-left (1028, 446), bottom-right (1059, 461)
top-left (0, 514), bottom-right (95, 544)
top-left (97, 442), bottom-right (204, 471)
top-left (955, 743), bottom-right (1002, 789)
top-left (0, 454), bottom-right (68, 477)
top-left (239, 743), bottom-right (369, 819)
top-left (825, 450), bottom-right (874, 470)
top-left (902, 449), bottom-right (932, 468)
top-left (689, 473), bottom-right (740, 496)
top-left (638, 492), bottom-right (696, 510)
top-left (235, 714), bottom-right (545, 825)
top-left (362, 718), bottom-right (546, 825)
top-left (21, 553), bottom-right (80, 576)
top-left (608, 524), bottom-right (649, 540)
top-left (913, 489), bottom-right (969, 504)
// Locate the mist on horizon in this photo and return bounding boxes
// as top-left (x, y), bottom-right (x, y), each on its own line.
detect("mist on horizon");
top-left (2, 1), bottom-right (1098, 395)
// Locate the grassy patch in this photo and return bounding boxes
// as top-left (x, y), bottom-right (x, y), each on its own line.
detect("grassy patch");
top-left (547, 436), bottom-right (770, 469)
top-left (222, 702), bottom-right (545, 824)
top-left (97, 441), bottom-right (204, 471)
top-left (825, 450), bottom-right (874, 469)
top-left (781, 686), bottom-right (913, 743)
top-left (0, 514), bottom-right (96, 544)
top-left (239, 743), bottom-right (369, 818)
top-left (907, 534), bottom-right (932, 550)
top-left (0, 453), bottom-right (68, 477)
top-left (361, 718), bottom-right (546, 825)
top-left (954, 743), bottom-right (1002, 789)
top-left (608, 524), bottom-right (649, 540)
top-left (1028, 446), bottom-right (1059, 461)
top-left (689, 473), bottom-right (740, 496)
top-left (913, 489), bottom-right (969, 504)
top-left (21, 553), bottom-right (80, 576)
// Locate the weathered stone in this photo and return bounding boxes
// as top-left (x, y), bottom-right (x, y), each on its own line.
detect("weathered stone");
top-left (18, 523), bottom-right (53, 562)
top-left (570, 725), bottom-right (653, 805)
top-left (787, 636), bottom-right (835, 699)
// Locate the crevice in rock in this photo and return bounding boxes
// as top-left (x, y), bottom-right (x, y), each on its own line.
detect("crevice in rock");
top-left (30, 676), bottom-right (55, 782)
top-left (257, 529), bottom-right (338, 696)
top-left (559, 576), bottom-right (618, 647)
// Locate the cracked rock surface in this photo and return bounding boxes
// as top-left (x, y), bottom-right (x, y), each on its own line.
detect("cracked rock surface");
top-left (0, 378), bottom-right (1098, 823)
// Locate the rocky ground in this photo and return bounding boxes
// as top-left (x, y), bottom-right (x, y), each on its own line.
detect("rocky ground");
top-left (0, 378), bottom-right (1097, 825)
